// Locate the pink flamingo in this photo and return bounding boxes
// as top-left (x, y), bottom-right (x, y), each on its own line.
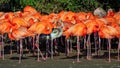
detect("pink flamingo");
top-left (99, 25), bottom-right (117, 62)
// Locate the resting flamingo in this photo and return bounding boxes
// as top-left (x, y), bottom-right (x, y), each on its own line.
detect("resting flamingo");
top-left (8, 26), bottom-right (34, 63)
top-left (115, 26), bottom-right (120, 61)
top-left (63, 22), bottom-right (87, 62)
top-left (84, 15), bottom-right (99, 60)
top-left (0, 20), bottom-right (12, 60)
top-left (28, 20), bottom-right (53, 61)
top-left (99, 25), bottom-right (118, 62)
top-left (114, 11), bottom-right (120, 61)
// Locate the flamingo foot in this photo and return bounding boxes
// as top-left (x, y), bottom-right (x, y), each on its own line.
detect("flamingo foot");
top-left (117, 59), bottom-right (120, 62)
top-left (76, 59), bottom-right (80, 62)
top-left (87, 56), bottom-right (91, 60)
top-left (0, 55), bottom-right (2, 58)
top-left (117, 57), bottom-right (120, 62)
top-left (42, 57), bottom-right (46, 61)
top-left (45, 55), bottom-right (48, 59)
top-left (107, 58), bottom-right (111, 63)
top-left (18, 60), bottom-right (21, 64)
top-left (33, 52), bottom-right (36, 56)
top-left (2, 56), bottom-right (4, 60)
top-left (37, 58), bottom-right (40, 62)
top-left (108, 60), bottom-right (111, 63)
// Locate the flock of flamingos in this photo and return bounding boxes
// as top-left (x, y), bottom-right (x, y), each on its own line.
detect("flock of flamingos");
top-left (0, 6), bottom-right (120, 63)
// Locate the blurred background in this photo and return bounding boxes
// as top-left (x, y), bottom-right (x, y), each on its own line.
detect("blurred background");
top-left (0, 0), bottom-right (120, 14)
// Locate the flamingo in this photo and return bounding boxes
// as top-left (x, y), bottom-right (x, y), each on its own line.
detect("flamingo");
top-left (28, 20), bottom-right (53, 61)
top-left (8, 26), bottom-right (33, 63)
top-left (99, 25), bottom-right (118, 62)
top-left (84, 16), bottom-right (99, 60)
top-left (60, 11), bottom-right (75, 57)
top-left (0, 20), bottom-right (12, 60)
top-left (63, 22), bottom-right (87, 62)
top-left (23, 6), bottom-right (37, 14)
top-left (114, 11), bottom-right (120, 61)
top-left (115, 26), bottom-right (120, 61)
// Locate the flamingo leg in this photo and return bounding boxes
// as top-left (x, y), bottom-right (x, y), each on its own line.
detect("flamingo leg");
top-left (61, 36), bottom-right (64, 46)
top-left (65, 39), bottom-right (67, 56)
top-left (108, 39), bottom-right (111, 62)
top-left (84, 35), bottom-right (86, 49)
top-left (66, 39), bottom-right (70, 57)
top-left (51, 39), bottom-right (53, 59)
top-left (46, 37), bottom-right (50, 59)
top-left (98, 37), bottom-right (101, 56)
top-left (10, 40), bottom-right (13, 56)
top-left (94, 32), bottom-right (98, 55)
top-left (87, 34), bottom-right (91, 60)
top-left (16, 41), bottom-right (19, 54)
top-left (0, 46), bottom-right (1, 58)
top-left (37, 44), bottom-right (40, 62)
top-left (36, 35), bottom-right (45, 61)
top-left (39, 47), bottom-right (45, 60)
top-left (2, 34), bottom-right (4, 60)
top-left (54, 38), bottom-right (58, 55)
top-left (26, 37), bottom-right (32, 54)
top-left (25, 38), bottom-right (28, 52)
top-left (70, 36), bottom-right (73, 53)
top-left (77, 36), bottom-right (80, 62)
top-left (29, 37), bottom-right (33, 52)
top-left (19, 39), bottom-right (23, 63)
top-left (35, 35), bottom-right (44, 61)
top-left (32, 37), bottom-right (36, 56)
top-left (0, 41), bottom-right (1, 58)
top-left (35, 35), bottom-right (43, 61)
top-left (118, 38), bottom-right (120, 61)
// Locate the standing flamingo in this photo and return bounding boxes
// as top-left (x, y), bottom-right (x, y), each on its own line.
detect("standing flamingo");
top-left (99, 25), bottom-right (118, 62)
top-left (63, 22), bottom-right (87, 62)
top-left (85, 17), bottom-right (99, 60)
top-left (60, 11), bottom-right (75, 57)
top-left (8, 26), bottom-right (33, 63)
top-left (28, 20), bottom-right (54, 61)
top-left (114, 12), bottom-right (120, 61)
top-left (0, 20), bottom-right (12, 60)
top-left (115, 26), bottom-right (120, 61)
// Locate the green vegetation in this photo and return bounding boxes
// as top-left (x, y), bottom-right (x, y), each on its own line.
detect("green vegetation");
top-left (0, 0), bottom-right (120, 13)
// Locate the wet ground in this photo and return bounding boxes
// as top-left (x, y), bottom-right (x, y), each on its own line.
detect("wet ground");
top-left (0, 51), bottom-right (119, 68)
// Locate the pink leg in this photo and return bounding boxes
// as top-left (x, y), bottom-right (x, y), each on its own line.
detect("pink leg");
top-left (108, 39), bottom-right (111, 62)
top-left (98, 37), bottom-right (101, 56)
top-left (84, 35), bottom-right (86, 49)
top-left (32, 37), bottom-right (36, 56)
top-left (61, 36), bottom-right (64, 46)
top-left (39, 47), bottom-right (45, 61)
top-left (66, 39), bottom-right (70, 57)
top-left (0, 35), bottom-right (2, 58)
top-left (2, 35), bottom-right (4, 60)
top-left (46, 39), bottom-right (49, 59)
top-left (19, 39), bottom-right (23, 63)
top-left (94, 32), bottom-right (98, 55)
top-left (36, 35), bottom-right (40, 62)
top-left (87, 34), bottom-right (91, 60)
top-left (36, 35), bottom-right (45, 61)
top-left (118, 38), bottom-right (120, 61)
top-left (37, 44), bottom-right (40, 62)
top-left (10, 40), bottom-right (13, 56)
top-left (70, 36), bottom-right (73, 53)
top-left (0, 45), bottom-right (2, 58)
top-left (36, 44), bottom-right (45, 61)
top-left (51, 39), bottom-right (53, 59)
top-left (77, 36), bottom-right (80, 62)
